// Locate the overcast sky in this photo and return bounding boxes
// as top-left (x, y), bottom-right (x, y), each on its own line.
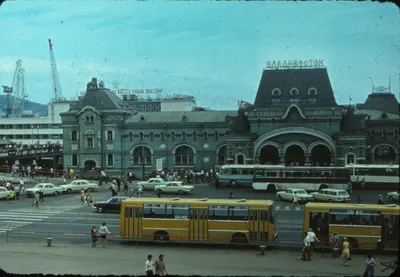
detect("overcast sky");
top-left (0, 1), bottom-right (399, 110)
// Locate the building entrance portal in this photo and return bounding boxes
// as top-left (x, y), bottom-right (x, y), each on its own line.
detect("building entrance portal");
top-left (84, 160), bottom-right (97, 170)
top-left (260, 145), bottom-right (280, 165)
top-left (311, 145), bottom-right (331, 166)
top-left (285, 145), bottom-right (305, 166)
top-left (373, 145), bottom-right (397, 164)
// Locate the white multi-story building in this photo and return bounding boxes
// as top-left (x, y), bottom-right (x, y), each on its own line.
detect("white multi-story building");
top-left (0, 101), bottom-right (72, 146)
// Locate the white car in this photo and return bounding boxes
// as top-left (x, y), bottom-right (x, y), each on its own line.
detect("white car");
top-left (137, 178), bottom-right (167, 190)
top-left (276, 188), bottom-right (314, 202)
top-left (387, 191), bottom-right (399, 202)
top-left (60, 179), bottom-right (99, 194)
top-left (154, 182), bottom-right (194, 195)
top-left (0, 187), bottom-right (11, 200)
top-left (311, 189), bottom-right (351, 203)
top-left (25, 183), bottom-right (62, 198)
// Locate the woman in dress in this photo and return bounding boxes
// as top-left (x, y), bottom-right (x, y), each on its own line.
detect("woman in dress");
top-left (80, 188), bottom-right (85, 203)
top-left (341, 237), bottom-right (351, 266)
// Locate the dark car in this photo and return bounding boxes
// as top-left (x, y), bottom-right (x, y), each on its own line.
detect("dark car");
top-left (93, 196), bottom-right (130, 213)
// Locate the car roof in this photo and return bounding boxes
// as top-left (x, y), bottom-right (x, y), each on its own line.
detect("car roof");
top-left (287, 188), bottom-right (306, 191)
top-left (321, 189), bottom-right (346, 192)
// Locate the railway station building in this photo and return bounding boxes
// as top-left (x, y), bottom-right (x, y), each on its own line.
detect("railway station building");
top-left (60, 69), bottom-right (399, 177)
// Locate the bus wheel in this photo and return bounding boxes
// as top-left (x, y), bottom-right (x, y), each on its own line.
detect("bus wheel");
top-left (231, 233), bottom-right (248, 244)
top-left (154, 231), bottom-right (170, 242)
top-left (319, 184), bottom-right (328, 191)
top-left (347, 237), bottom-right (359, 249)
top-left (267, 184), bottom-right (276, 193)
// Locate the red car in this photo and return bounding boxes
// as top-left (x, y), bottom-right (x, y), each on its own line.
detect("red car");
top-left (93, 196), bottom-right (131, 213)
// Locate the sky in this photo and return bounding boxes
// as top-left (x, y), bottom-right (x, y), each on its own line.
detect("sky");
top-left (0, 0), bottom-right (399, 110)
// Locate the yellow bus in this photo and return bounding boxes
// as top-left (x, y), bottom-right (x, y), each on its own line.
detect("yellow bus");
top-left (120, 197), bottom-right (276, 245)
top-left (303, 202), bottom-right (399, 250)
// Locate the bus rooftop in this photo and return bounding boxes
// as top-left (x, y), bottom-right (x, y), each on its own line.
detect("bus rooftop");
top-left (122, 197), bottom-right (274, 206)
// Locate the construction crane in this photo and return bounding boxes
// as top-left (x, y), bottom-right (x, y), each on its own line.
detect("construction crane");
top-left (48, 39), bottom-right (64, 103)
top-left (2, 60), bottom-right (27, 118)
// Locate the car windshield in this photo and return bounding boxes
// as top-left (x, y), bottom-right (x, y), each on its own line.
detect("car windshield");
top-left (295, 190), bottom-right (307, 194)
top-left (35, 184), bottom-right (44, 188)
top-left (338, 191), bottom-right (348, 196)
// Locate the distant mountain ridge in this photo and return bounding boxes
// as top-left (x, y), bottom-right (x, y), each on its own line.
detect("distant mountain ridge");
top-left (0, 95), bottom-right (48, 116)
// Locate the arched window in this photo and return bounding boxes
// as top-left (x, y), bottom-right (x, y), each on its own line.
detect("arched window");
top-left (139, 132), bottom-right (143, 140)
top-left (193, 131), bottom-right (197, 141)
top-left (175, 146), bottom-right (194, 165)
top-left (71, 130), bottom-right (78, 142)
top-left (215, 131), bottom-right (219, 140)
top-left (203, 131), bottom-right (208, 140)
top-left (85, 130), bottom-right (94, 149)
top-left (328, 117), bottom-right (332, 125)
top-left (161, 132), bottom-right (165, 141)
top-left (150, 132), bottom-right (154, 140)
top-left (107, 154), bottom-right (114, 166)
top-left (217, 146), bottom-right (227, 165)
top-left (382, 129), bottom-right (387, 140)
top-left (107, 130), bottom-right (113, 141)
top-left (71, 153), bottom-right (78, 166)
top-left (133, 146), bottom-right (152, 165)
top-left (171, 132), bottom-right (175, 140)
top-left (182, 131), bottom-right (186, 140)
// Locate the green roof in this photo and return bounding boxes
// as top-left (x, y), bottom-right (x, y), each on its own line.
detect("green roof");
top-left (126, 110), bottom-right (237, 123)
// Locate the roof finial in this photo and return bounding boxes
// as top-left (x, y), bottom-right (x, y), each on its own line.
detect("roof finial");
top-left (348, 94), bottom-right (352, 108)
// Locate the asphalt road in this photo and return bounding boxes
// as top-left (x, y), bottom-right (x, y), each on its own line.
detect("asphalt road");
top-left (0, 182), bottom-right (398, 247)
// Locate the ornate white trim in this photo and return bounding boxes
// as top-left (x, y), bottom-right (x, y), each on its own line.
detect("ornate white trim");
top-left (216, 144), bottom-right (227, 154)
top-left (235, 152), bottom-right (246, 164)
top-left (254, 127), bottom-right (336, 154)
top-left (172, 143), bottom-right (197, 155)
top-left (281, 104), bottom-right (307, 119)
top-left (308, 87), bottom-right (318, 96)
top-left (290, 87), bottom-right (300, 96)
top-left (271, 88), bottom-right (282, 96)
top-left (77, 105), bottom-right (102, 115)
top-left (308, 141), bottom-right (333, 154)
top-left (283, 141), bottom-right (308, 153)
top-left (257, 141), bottom-right (282, 155)
top-left (85, 130), bottom-right (95, 135)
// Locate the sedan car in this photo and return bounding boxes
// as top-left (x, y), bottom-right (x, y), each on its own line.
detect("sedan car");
top-left (93, 196), bottom-right (131, 213)
top-left (276, 188), bottom-right (314, 203)
top-left (25, 183), bottom-right (62, 198)
top-left (310, 189), bottom-right (351, 203)
top-left (387, 191), bottom-right (399, 202)
top-left (0, 187), bottom-right (11, 200)
top-left (60, 179), bottom-right (99, 194)
top-left (154, 182), bottom-right (194, 195)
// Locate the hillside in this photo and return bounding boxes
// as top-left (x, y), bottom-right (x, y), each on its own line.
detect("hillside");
top-left (0, 95), bottom-right (48, 116)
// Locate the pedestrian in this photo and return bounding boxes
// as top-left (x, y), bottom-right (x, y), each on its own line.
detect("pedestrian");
top-left (81, 188), bottom-right (85, 204)
top-left (330, 232), bottom-right (340, 258)
top-left (301, 232), bottom-right (311, 261)
top-left (357, 196), bottom-right (361, 204)
top-left (32, 191), bottom-right (40, 207)
top-left (341, 237), bottom-right (351, 266)
top-left (86, 192), bottom-right (93, 206)
top-left (157, 190), bottom-right (161, 198)
top-left (14, 185), bottom-right (20, 200)
top-left (138, 186), bottom-right (143, 198)
top-left (155, 254), bottom-right (168, 276)
top-left (39, 189), bottom-right (44, 202)
top-left (145, 254), bottom-right (154, 276)
top-left (292, 192), bottom-right (299, 207)
top-left (307, 228), bottom-right (320, 255)
top-left (100, 170), bottom-right (107, 185)
top-left (123, 182), bottom-right (129, 196)
top-left (229, 192), bottom-right (234, 199)
top-left (9, 188), bottom-right (14, 201)
top-left (347, 181), bottom-right (352, 195)
top-left (364, 254), bottom-right (376, 277)
top-left (377, 193), bottom-right (384, 205)
top-left (116, 178), bottom-right (121, 192)
top-left (91, 225), bottom-right (98, 247)
top-left (98, 222), bottom-right (111, 248)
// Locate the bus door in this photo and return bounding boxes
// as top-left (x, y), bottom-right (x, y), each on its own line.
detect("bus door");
top-left (189, 208), bottom-right (208, 241)
top-left (132, 207), bottom-right (143, 239)
top-left (249, 210), bottom-right (269, 243)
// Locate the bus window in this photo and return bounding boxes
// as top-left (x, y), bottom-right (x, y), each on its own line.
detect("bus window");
top-left (229, 205), bottom-right (249, 221)
top-left (166, 204), bottom-right (189, 219)
top-left (143, 204), bottom-right (166, 219)
top-left (309, 212), bottom-right (329, 242)
top-left (209, 205), bottom-right (229, 220)
top-left (242, 168), bottom-right (254, 175)
top-left (255, 169), bottom-right (264, 177)
top-left (231, 169), bottom-right (239, 175)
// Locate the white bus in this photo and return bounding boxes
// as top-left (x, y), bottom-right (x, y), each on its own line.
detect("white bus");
top-left (345, 164), bottom-right (399, 190)
top-left (218, 165), bottom-right (255, 187)
top-left (252, 165), bottom-right (349, 192)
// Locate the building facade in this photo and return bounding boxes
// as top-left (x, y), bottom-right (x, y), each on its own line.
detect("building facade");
top-left (61, 71), bottom-right (399, 177)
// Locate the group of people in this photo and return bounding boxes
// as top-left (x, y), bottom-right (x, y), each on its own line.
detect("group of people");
top-left (2, 177), bottom-right (25, 201)
top-left (91, 222), bottom-right (111, 248)
top-left (80, 189), bottom-right (93, 206)
top-left (145, 254), bottom-right (168, 276)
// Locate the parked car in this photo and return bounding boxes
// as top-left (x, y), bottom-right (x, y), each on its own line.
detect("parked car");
top-left (310, 189), bottom-right (351, 203)
top-left (25, 183), bottom-right (62, 198)
top-left (387, 191), bottom-right (399, 202)
top-left (137, 178), bottom-right (168, 190)
top-left (0, 187), bottom-right (11, 200)
top-left (154, 182), bottom-right (194, 195)
top-left (60, 179), bottom-right (99, 194)
top-left (93, 196), bottom-right (131, 213)
top-left (276, 188), bottom-right (314, 203)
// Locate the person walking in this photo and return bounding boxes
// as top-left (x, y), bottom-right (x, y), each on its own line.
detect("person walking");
top-left (9, 188), bottom-right (14, 201)
top-left (292, 192), bottom-right (299, 207)
top-left (81, 189), bottom-right (85, 204)
top-left (14, 185), bottom-right (20, 200)
top-left (86, 192), bottom-right (92, 206)
top-left (330, 232), bottom-right (340, 258)
top-left (98, 222), bottom-right (111, 248)
top-left (347, 181), bottom-right (352, 195)
top-left (91, 225), bottom-right (98, 248)
top-left (138, 186), bottom-right (143, 198)
top-left (357, 196), bottom-right (361, 204)
top-left (39, 188), bottom-right (44, 202)
top-left (145, 254), bottom-right (154, 276)
top-left (123, 182), bottom-right (129, 196)
top-left (364, 254), bottom-right (376, 277)
top-left (378, 193), bottom-right (384, 205)
top-left (155, 254), bottom-right (168, 276)
top-left (32, 191), bottom-right (40, 207)
top-left (341, 237), bottom-right (351, 266)
top-left (307, 228), bottom-right (320, 255)
top-left (301, 232), bottom-right (311, 261)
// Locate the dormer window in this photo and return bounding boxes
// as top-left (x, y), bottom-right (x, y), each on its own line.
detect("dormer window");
top-left (308, 87), bottom-right (318, 96)
top-left (140, 116), bottom-right (145, 122)
top-left (290, 88), bottom-right (300, 97)
top-left (85, 115), bottom-right (94, 124)
top-left (182, 115), bottom-right (187, 121)
top-left (271, 88), bottom-right (281, 97)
